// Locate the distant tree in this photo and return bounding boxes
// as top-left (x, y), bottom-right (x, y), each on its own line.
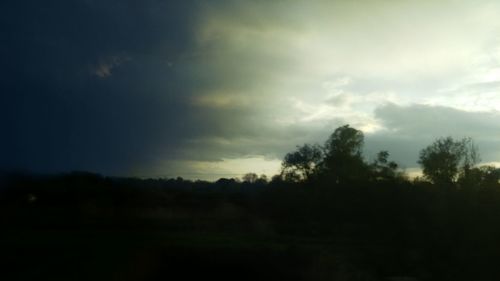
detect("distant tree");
top-left (242, 173), bottom-right (259, 183)
top-left (478, 166), bottom-right (500, 189)
top-left (322, 125), bottom-right (368, 184)
top-left (458, 165), bottom-right (500, 190)
top-left (370, 150), bottom-right (403, 181)
top-left (281, 144), bottom-right (323, 181)
top-left (270, 174), bottom-right (285, 184)
top-left (215, 178), bottom-right (238, 186)
top-left (418, 137), bottom-right (479, 186)
top-left (256, 174), bottom-right (268, 184)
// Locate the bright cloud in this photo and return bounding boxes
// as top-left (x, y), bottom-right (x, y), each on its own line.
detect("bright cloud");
top-left (179, 0), bottom-right (500, 178)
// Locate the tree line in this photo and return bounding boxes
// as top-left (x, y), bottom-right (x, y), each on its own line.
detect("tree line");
top-left (3, 125), bottom-right (500, 280)
top-left (278, 124), bottom-right (500, 190)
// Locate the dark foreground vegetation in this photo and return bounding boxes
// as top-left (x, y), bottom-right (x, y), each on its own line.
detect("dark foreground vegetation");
top-left (2, 125), bottom-right (500, 281)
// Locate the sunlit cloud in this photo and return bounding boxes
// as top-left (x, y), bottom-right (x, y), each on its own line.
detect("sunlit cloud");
top-left (190, 92), bottom-right (252, 108)
top-left (159, 0), bottom-right (500, 178)
top-left (140, 157), bottom-right (281, 181)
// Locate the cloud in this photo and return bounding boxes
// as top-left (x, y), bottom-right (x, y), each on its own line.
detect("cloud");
top-left (142, 157), bottom-right (282, 181)
top-left (190, 93), bottom-right (251, 108)
top-left (196, 0), bottom-right (500, 79)
top-left (2, 0), bottom-right (500, 179)
top-left (0, 0), bottom-right (202, 175)
top-left (374, 103), bottom-right (500, 138)
top-left (365, 103), bottom-right (500, 168)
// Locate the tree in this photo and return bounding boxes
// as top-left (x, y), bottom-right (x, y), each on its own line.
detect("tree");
top-left (242, 173), bottom-right (259, 183)
top-left (370, 150), bottom-right (402, 181)
top-left (324, 125), bottom-right (364, 158)
top-left (281, 144), bottom-right (323, 181)
top-left (257, 174), bottom-right (268, 184)
top-left (418, 137), bottom-right (479, 186)
top-left (322, 125), bottom-right (368, 184)
top-left (458, 165), bottom-right (500, 190)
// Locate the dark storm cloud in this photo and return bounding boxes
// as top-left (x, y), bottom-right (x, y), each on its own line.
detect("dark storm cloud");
top-left (365, 103), bottom-right (500, 168)
top-left (0, 0), bottom-right (211, 174)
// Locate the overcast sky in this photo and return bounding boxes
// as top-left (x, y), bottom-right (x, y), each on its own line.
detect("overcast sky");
top-left (2, 0), bottom-right (500, 180)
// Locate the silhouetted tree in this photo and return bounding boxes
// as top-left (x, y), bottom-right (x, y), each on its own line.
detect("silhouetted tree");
top-left (370, 150), bottom-right (403, 181)
top-left (418, 137), bottom-right (479, 186)
top-left (322, 125), bottom-right (368, 184)
top-left (242, 173), bottom-right (259, 183)
top-left (216, 177), bottom-right (239, 186)
top-left (256, 174), bottom-right (268, 184)
top-left (281, 144), bottom-right (323, 181)
top-left (458, 165), bottom-right (500, 190)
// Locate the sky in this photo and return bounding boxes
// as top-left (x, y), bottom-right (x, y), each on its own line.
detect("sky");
top-left (2, 0), bottom-right (500, 180)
